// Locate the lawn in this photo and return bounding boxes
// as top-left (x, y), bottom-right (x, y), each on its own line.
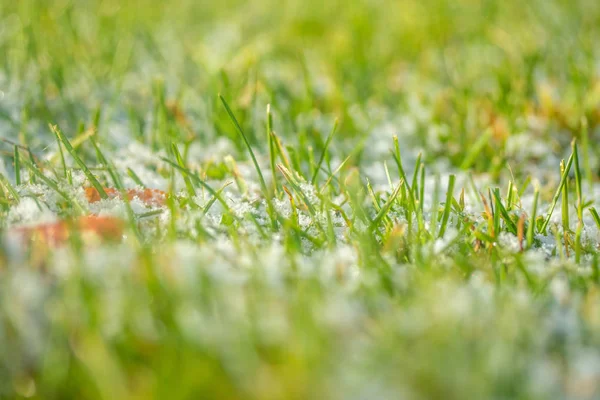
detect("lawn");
top-left (1, 0), bottom-right (600, 398)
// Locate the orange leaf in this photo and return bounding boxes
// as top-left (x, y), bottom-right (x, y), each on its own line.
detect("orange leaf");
top-left (14, 216), bottom-right (125, 246)
top-left (85, 187), bottom-right (166, 206)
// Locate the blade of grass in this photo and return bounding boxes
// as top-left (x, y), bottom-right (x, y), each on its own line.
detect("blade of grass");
top-left (410, 152), bottom-right (422, 201)
top-left (219, 95), bottom-right (267, 194)
top-left (518, 176), bottom-right (531, 198)
top-left (225, 155), bottom-right (248, 194)
top-left (13, 146), bottom-right (21, 185)
top-left (391, 136), bottom-right (419, 222)
top-left (127, 168), bottom-right (146, 188)
top-left (458, 188), bottom-right (465, 211)
top-left (311, 118), bottom-right (338, 184)
top-left (172, 143), bottom-right (197, 198)
top-left (438, 174), bottom-right (456, 238)
top-left (370, 184), bottom-right (402, 231)
top-left (267, 104), bottom-right (278, 195)
top-left (589, 207), bottom-right (600, 230)
top-left (392, 135), bottom-right (410, 195)
top-left (573, 141), bottom-right (583, 262)
top-left (270, 131), bottom-right (291, 171)
top-left (51, 124), bottom-right (107, 199)
top-left (506, 180), bottom-right (514, 211)
top-left (540, 149), bottom-right (574, 234)
top-left (517, 213), bottom-right (525, 252)
top-left (49, 127), bottom-right (95, 164)
top-left (492, 188), bottom-right (517, 235)
top-left (0, 174), bottom-right (20, 202)
top-left (319, 136), bottom-right (367, 193)
top-left (527, 186), bottom-right (539, 249)
top-left (27, 150), bottom-right (37, 184)
top-left (460, 128), bottom-right (492, 170)
top-left (202, 181), bottom-right (232, 217)
top-left (319, 154), bottom-right (351, 193)
top-left (54, 132), bottom-right (67, 179)
top-left (366, 178), bottom-right (382, 212)
top-left (219, 95), bottom-right (276, 229)
top-left (491, 189), bottom-right (500, 238)
top-left (137, 209), bottom-right (164, 219)
top-left (560, 159), bottom-right (570, 233)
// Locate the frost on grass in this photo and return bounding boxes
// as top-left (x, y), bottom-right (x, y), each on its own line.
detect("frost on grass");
top-left (1, 1), bottom-right (600, 398)
top-left (2, 102), bottom-right (600, 398)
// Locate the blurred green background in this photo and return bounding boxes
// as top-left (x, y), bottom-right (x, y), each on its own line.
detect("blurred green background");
top-left (1, 0), bottom-right (599, 172)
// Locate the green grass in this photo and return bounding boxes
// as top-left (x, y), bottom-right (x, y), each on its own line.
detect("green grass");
top-left (1, 0), bottom-right (600, 399)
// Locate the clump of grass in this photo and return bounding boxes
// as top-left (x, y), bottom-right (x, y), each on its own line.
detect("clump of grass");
top-left (51, 124), bottom-right (108, 199)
